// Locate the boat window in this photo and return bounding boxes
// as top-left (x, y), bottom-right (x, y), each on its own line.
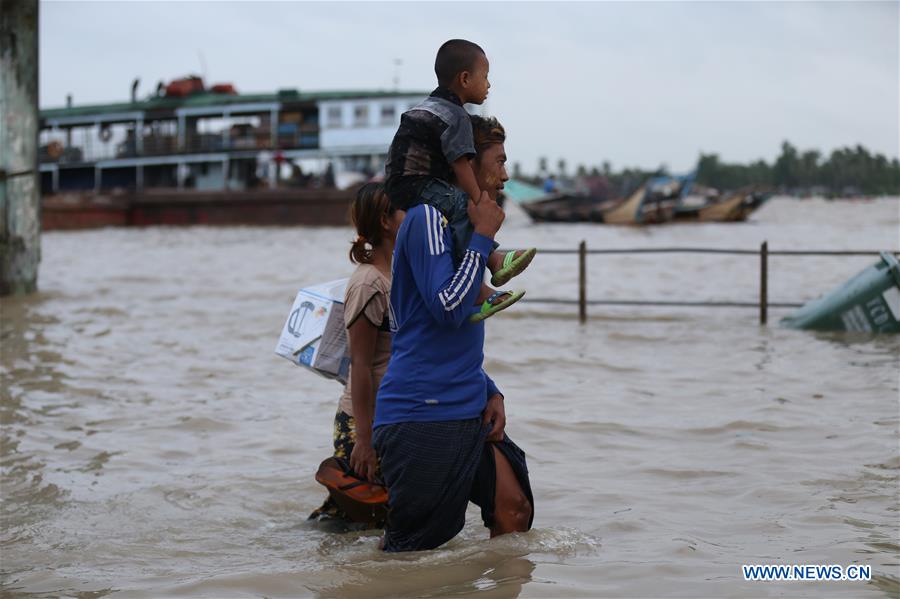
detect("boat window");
top-left (354, 104), bottom-right (369, 127)
top-left (380, 104), bottom-right (396, 125)
top-left (326, 106), bottom-right (342, 128)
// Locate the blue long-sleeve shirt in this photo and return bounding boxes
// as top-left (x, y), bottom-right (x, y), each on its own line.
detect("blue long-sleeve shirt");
top-left (375, 204), bottom-right (501, 427)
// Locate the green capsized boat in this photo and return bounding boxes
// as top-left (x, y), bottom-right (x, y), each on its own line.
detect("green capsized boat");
top-left (781, 251), bottom-right (900, 333)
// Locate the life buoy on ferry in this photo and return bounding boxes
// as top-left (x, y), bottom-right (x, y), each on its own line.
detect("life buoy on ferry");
top-left (99, 126), bottom-right (112, 142)
top-left (47, 140), bottom-right (64, 159)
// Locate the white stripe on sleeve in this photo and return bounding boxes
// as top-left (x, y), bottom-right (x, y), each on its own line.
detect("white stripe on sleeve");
top-left (440, 250), bottom-right (480, 311)
top-left (424, 205), bottom-right (436, 256)
top-left (439, 250), bottom-right (473, 308)
top-left (445, 251), bottom-right (480, 310)
top-left (442, 249), bottom-right (471, 300)
top-left (429, 206), bottom-right (444, 256)
top-left (436, 211), bottom-right (445, 254)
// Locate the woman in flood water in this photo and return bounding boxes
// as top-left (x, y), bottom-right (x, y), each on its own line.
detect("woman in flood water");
top-left (309, 183), bottom-right (403, 523)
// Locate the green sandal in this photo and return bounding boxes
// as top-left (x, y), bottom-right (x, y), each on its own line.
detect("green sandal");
top-left (491, 248), bottom-right (537, 287)
top-left (470, 290), bottom-right (525, 323)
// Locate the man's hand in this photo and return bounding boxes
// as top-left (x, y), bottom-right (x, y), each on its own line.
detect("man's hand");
top-left (482, 393), bottom-right (506, 442)
top-left (349, 439), bottom-right (378, 481)
top-left (471, 190), bottom-right (491, 205)
top-left (469, 193), bottom-right (504, 238)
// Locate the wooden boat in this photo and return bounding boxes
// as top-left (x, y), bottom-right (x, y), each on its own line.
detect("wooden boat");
top-left (517, 182), bottom-right (678, 225)
top-left (503, 179), bottom-right (605, 223)
top-left (512, 182), bottom-right (667, 225)
top-left (601, 176), bottom-right (688, 225)
top-left (518, 193), bottom-right (608, 223)
top-left (512, 174), bottom-right (769, 226)
top-left (705, 188), bottom-right (769, 221)
top-left (596, 186), bottom-right (644, 224)
top-left (673, 187), bottom-right (771, 223)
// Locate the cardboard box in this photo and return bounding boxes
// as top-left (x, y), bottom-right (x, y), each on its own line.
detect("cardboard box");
top-left (275, 278), bottom-right (350, 384)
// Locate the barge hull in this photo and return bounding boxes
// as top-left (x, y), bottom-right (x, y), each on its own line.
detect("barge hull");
top-left (42, 189), bottom-right (355, 230)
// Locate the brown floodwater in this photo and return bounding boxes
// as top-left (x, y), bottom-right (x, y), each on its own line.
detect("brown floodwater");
top-left (1, 197), bottom-right (898, 597)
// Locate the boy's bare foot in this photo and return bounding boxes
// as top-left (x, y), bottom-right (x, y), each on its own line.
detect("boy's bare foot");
top-left (476, 282), bottom-right (495, 305)
top-left (469, 289), bottom-right (526, 323)
top-left (490, 248), bottom-right (537, 287)
top-left (488, 249), bottom-right (534, 274)
top-left (487, 250), bottom-right (504, 273)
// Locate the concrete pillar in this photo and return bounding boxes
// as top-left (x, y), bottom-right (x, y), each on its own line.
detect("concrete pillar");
top-left (222, 110), bottom-right (230, 150)
top-left (177, 114), bottom-right (186, 151)
top-left (135, 117), bottom-right (144, 155)
top-left (269, 108), bottom-right (278, 148)
top-left (267, 160), bottom-right (276, 189)
top-left (0, 1), bottom-right (41, 295)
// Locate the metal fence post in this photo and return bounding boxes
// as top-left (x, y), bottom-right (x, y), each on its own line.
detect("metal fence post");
top-left (579, 240), bottom-right (587, 323)
top-left (760, 241), bottom-right (768, 325)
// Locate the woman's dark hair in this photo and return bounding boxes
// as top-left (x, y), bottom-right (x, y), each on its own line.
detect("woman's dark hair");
top-left (434, 39), bottom-right (485, 87)
top-left (349, 182), bottom-right (393, 264)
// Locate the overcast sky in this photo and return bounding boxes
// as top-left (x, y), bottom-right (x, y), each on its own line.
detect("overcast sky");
top-left (40, 1), bottom-right (898, 173)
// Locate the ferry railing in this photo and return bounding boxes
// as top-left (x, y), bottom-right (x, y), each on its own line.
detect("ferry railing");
top-left (511, 242), bottom-right (898, 325)
top-left (40, 126), bottom-right (322, 165)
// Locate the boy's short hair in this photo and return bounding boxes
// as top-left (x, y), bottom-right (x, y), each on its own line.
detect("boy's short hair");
top-left (470, 115), bottom-right (505, 154)
top-left (435, 39), bottom-right (485, 87)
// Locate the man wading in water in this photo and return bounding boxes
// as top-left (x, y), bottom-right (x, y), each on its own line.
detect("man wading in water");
top-left (374, 115), bottom-right (533, 551)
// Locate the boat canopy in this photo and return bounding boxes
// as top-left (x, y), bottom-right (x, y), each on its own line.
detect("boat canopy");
top-left (502, 179), bottom-right (548, 204)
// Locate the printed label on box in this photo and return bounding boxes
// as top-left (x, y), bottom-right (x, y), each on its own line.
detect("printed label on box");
top-left (275, 279), bottom-right (350, 384)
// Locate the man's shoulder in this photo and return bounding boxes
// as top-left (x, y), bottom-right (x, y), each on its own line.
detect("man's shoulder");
top-left (404, 204), bottom-right (445, 224)
top-left (401, 205), bottom-right (448, 247)
top-left (404, 204), bottom-right (426, 219)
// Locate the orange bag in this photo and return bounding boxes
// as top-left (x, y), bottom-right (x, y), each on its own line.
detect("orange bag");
top-left (315, 457), bottom-right (388, 525)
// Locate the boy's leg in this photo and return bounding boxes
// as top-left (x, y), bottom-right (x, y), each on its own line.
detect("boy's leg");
top-left (445, 191), bottom-right (507, 303)
top-left (421, 179), bottom-right (505, 281)
top-left (417, 179), bottom-right (489, 266)
top-left (444, 185), bottom-right (487, 267)
top-left (426, 181), bottom-right (502, 267)
top-left (418, 179), bottom-right (459, 214)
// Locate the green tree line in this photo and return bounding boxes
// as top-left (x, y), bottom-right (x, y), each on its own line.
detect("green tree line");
top-left (519, 142), bottom-right (899, 197)
top-left (696, 142), bottom-right (900, 195)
